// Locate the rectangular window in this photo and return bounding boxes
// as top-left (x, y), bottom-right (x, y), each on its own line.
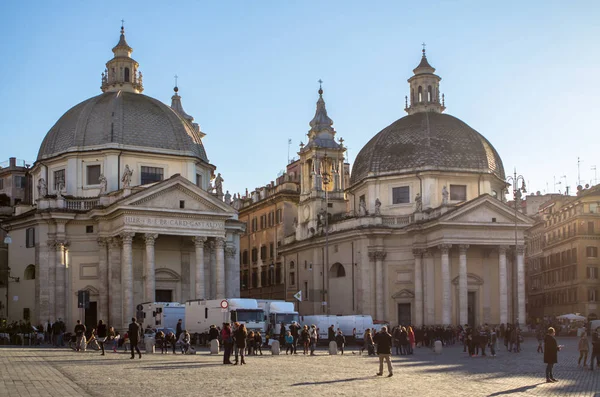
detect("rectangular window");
top-left (586, 246), bottom-right (598, 258)
top-left (392, 186), bottom-right (410, 204)
top-left (26, 227), bottom-right (35, 248)
top-left (242, 250), bottom-right (248, 265)
top-left (289, 272), bottom-right (295, 286)
top-left (140, 166), bottom-right (164, 185)
top-left (450, 184), bottom-right (467, 201)
top-left (260, 245), bottom-right (267, 261)
top-left (269, 242), bottom-right (274, 259)
top-left (304, 281), bottom-right (309, 301)
top-left (179, 200), bottom-right (185, 209)
top-left (276, 209), bottom-right (282, 224)
top-left (590, 203), bottom-right (598, 214)
top-left (86, 165), bottom-right (101, 185)
top-left (251, 248), bottom-right (258, 263)
top-left (54, 169), bottom-right (65, 190)
top-left (587, 267), bottom-right (598, 279)
top-left (85, 225), bottom-right (94, 234)
top-left (251, 218), bottom-right (257, 232)
top-left (588, 288), bottom-right (598, 302)
top-left (589, 222), bottom-right (595, 234)
top-left (14, 176), bottom-right (26, 189)
top-left (196, 173), bottom-right (202, 187)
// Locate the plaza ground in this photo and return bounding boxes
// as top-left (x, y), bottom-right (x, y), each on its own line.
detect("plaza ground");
top-left (0, 337), bottom-right (599, 397)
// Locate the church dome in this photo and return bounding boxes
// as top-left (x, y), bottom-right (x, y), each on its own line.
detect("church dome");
top-left (36, 91), bottom-right (208, 161)
top-left (350, 111), bottom-right (505, 186)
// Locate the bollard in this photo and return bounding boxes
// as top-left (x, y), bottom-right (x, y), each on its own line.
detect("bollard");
top-left (434, 340), bottom-right (443, 354)
top-left (329, 341), bottom-right (338, 355)
top-left (271, 340), bottom-right (280, 355)
top-left (145, 337), bottom-right (155, 354)
top-left (210, 339), bottom-right (220, 355)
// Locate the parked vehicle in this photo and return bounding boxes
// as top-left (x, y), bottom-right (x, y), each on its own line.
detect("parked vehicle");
top-left (185, 298), bottom-right (265, 336)
top-left (140, 302), bottom-right (185, 330)
top-left (257, 300), bottom-right (299, 338)
top-left (299, 314), bottom-right (375, 342)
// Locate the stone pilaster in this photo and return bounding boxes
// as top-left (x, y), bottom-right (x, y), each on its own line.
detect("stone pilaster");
top-left (144, 234), bottom-right (158, 302)
top-left (97, 238), bottom-right (109, 323)
top-left (458, 244), bottom-right (469, 326)
top-left (193, 236), bottom-right (206, 299)
top-left (498, 246), bottom-right (508, 325)
top-left (439, 244), bottom-right (452, 325)
top-left (207, 240), bottom-right (215, 299)
top-left (225, 243), bottom-right (237, 298)
top-left (423, 250), bottom-right (435, 325)
top-left (55, 240), bottom-right (68, 322)
top-left (516, 245), bottom-right (526, 325)
top-left (46, 240), bottom-right (57, 321)
top-left (108, 238), bottom-right (122, 328)
top-left (121, 232), bottom-right (135, 328)
top-left (181, 250), bottom-right (190, 303)
top-left (413, 248), bottom-right (424, 327)
top-left (369, 250), bottom-right (386, 321)
top-left (215, 238), bottom-right (226, 299)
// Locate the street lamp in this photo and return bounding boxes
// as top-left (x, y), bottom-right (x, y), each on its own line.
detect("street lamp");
top-left (321, 154), bottom-right (331, 314)
top-left (506, 169), bottom-right (526, 325)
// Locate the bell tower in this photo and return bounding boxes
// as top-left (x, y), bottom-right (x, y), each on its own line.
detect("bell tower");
top-left (101, 23), bottom-right (144, 93)
top-left (404, 45), bottom-right (445, 115)
top-left (297, 82), bottom-right (347, 239)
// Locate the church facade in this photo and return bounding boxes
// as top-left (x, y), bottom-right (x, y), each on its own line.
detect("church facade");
top-left (2, 27), bottom-right (243, 330)
top-left (280, 51), bottom-right (535, 327)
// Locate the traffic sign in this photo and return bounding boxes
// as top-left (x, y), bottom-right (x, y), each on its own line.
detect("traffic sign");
top-left (220, 299), bottom-right (229, 309)
top-left (293, 291), bottom-right (302, 302)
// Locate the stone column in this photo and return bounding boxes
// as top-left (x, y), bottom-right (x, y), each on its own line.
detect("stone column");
top-left (498, 245), bottom-right (508, 325)
top-left (423, 250), bottom-right (435, 325)
top-left (458, 244), bottom-right (469, 326)
top-left (97, 238), bottom-right (109, 322)
top-left (193, 236), bottom-right (206, 299)
top-left (516, 245), bottom-right (526, 325)
top-left (121, 232), bottom-right (135, 327)
top-left (144, 234), bottom-right (158, 302)
top-left (206, 240), bottom-right (214, 299)
top-left (45, 240), bottom-right (57, 321)
top-left (225, 243), bottom-right (237, 298)
top-left (413, 248), bottom-right (424, 327)
top-left (108, 238), bottom-right (122, 328)
top-left (369, 251), bottom-right (386, 321)
top-left (439, 244), bottom-right (452, 325)
top-left (215, 238), bottom-right (226, 299)
top-left (55, 241), bottom-right (68, 322)
top-left (256, 263), bottom-right (262, 288)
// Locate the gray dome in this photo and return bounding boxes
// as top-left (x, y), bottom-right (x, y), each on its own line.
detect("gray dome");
top-left (37, 91), bottom-right (208, 162)
top-left (350, 112), bottom-right (504, 186)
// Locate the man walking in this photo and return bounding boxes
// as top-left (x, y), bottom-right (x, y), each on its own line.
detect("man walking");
top-left (128, 317), bottom-right (142, 359)
top-left (74, 320), bottom-right (86, 352)
top-left (375, 326), bottom-right (393, 377)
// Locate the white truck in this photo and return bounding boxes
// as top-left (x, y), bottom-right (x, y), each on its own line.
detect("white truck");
top-left (185, 298), bottom-right (265, 336)
top-left (140, 302), bottom-right (185, 330)
top-left (256, 300), bottom-right (300, 338)
top-left (299, 314), bottom-right (375, 341)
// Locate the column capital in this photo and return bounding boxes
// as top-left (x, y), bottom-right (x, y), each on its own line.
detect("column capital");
top-left (109, 237), bottom-right (121, 249)
top-left (120, 232), bottom-right (135, 245)
top-left (412, 248), bottom-right (425, 257)
top-left (438, 243), bottom-right (452, 254)
top-left (498, 245), bottom-right (509, 254)
top-left (144, 233), bottom-right (158, 246)
top-left (215, 237), bottom-right (226, 248)
top-left (422, 249), bottom-right (433, 258)
top-left (97, 237), bottom-right (110, 247)
top-left (225, 246), bottom-right (237, 258)
top-left (368, 251), bottom-right (387, 261)
top-left (516, 245), bottom-right (525, 255)
top-left (193, 236), bottom-right (207, 247)
top-left (458, 244), bottom-right (470, 253)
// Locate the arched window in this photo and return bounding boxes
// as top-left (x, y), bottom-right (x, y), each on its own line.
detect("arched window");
top-left (289, 261), bottom-right (295, 269)
top-left (24, 265), bottom-right (35, 280)
top-left (329, 262), bottom-right (346, 278)
top-left (242, 250), bottom-right (248, 265)
top-left (427, 86), bottom-right (432, 102)
top-left (411, 88), bottom-right (415, 105)
top-left (124, 67), bottom-right (130, 82)
top-left (418, 86), bottom-right (423, 102)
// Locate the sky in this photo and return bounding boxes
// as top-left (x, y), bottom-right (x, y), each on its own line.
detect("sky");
top-left (0, 0), bottom-right (598, 198)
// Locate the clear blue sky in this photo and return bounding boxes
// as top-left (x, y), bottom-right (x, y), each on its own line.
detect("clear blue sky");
top-left (1, 1), bottom-right (598, 198)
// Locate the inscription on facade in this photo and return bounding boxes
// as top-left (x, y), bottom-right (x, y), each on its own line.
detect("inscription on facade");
top-left (124, 216), bottom-right (223, 230)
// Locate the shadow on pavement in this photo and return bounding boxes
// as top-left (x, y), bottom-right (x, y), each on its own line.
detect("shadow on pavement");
top-left (291, 376), bottom-right (374, 386)
top-left (487, 382), bottom-right (543, 396)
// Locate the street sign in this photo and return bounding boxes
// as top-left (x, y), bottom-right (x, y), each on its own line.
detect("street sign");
top-left (293, 291), bottom-right (302, 302)
top-left (220, 300), bottom-right (229, 309)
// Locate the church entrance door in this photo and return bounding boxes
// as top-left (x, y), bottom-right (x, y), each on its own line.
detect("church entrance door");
top-left (397, 303), bottom-right (411, 326)
top-left (155, 289), bottom-right (173, 302)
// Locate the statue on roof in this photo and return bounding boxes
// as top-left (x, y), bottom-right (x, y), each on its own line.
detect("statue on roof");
top-left (37, 178), bottom-right (47, 197)
top-left (415, 193), bottom-right (423, 212)
top-left (374, 198), bottom-right (382, 215)
top-left (224, 190), bottom-right (232, 205)
top-left (214, 173), bottom-right (224, 197)
top-left (442, 185), bottom-right (449, 205)
top-left (98, 174), bottom-right (108, 195)
top-left (122, 164), bottom-right (133, 188)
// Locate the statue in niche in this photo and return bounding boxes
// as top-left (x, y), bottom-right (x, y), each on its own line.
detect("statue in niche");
top-left (121, 165), bottom-right (133, 188)
top-left (442, 185), bottom-right (449, 205)
top-left (37, 178), bottom-right (47, 197)
top-left (224, 190), bottom-right (232, 205)
top-left (359, 197), bottom-right (368, 216)
top-left (415, 193), bottom-right (423, 212)
top-left (317, 208), bottom-right (327, 228)
top-left (293, 217), bottom-right (298, 229)
top-left (98, 174), bottom-right (108, 195)
top-left (214, 173), bottom-right (224, 197)
top-left (57, 179), bottom-right (65, 194)
top-left (374, 198), bottom-right (381, 215)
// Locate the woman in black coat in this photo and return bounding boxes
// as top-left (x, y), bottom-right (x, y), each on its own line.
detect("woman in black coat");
top-left (235, 324), bottom-right (248, 365)
top-left (543, 327), bottom-right (561, 382)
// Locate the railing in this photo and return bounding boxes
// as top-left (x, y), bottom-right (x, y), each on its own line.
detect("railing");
top-left (65, 198), bottom-right (100, 211)
top-left (381, 215), bottom-right (413, 226)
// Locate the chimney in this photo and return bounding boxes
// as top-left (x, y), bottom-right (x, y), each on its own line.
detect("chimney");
top-left (9, 157), bottom-right (16, 168)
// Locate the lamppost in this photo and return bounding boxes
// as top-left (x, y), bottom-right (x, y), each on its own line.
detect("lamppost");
top-left (506, 169), bottom-right (526, 325)
top-left (321, 154), bottom-right (331, 314)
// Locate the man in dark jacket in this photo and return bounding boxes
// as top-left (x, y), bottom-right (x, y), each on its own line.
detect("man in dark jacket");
top-left (96, 320), bottom-right (108, 356)
top-left (544, 327), bottom-right (560, 382)
top-left (289, 322), bottom-right (300, 354)
top-left (208, 325), bottom-right (219, 342)
top-left (176, 319), bottom-right (183, 341)
top-left (74, 320), bottom-right (86, 352)
top-left (328, 325), bottom-right (336, 343)
top-left (590, 329), bottom-right (600, 370)
top-left (375, 326), bottom-right (393, 377)
top-left (128, 317), bottom-right (142, 359)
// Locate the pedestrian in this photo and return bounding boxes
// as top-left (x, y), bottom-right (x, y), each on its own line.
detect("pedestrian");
top-left (328, 325), bottom-right (336, 343)
top-left (254, 331), bottom-right (263, 355)
top-left (590, 328), bottom-right (600, 370)
top-left (336, 330), bottom-right (346, 355)
top-left (301, 325), bottom-right (310, 355)
top-left (176, 319), bottom-right (183, 341)
top-left (74, 320), bottom-right (86, 352)
top-left (543, 327), bottom-right (561, 382)
top-left (578, 331), bottom-right (589, 368)
top-left (309, 325), bottom-right (318, 355)
top-left (374, 326), bottom-right (393, 377)
top-left (221, 323), bottom-right (234, 364)
top-left (285, 331), bottom-right (294, 355)
top-left (489, 327), bottom-right (497, 357)
top-left (289, 322), bottom-right (300, 354)
top-left (128, 317), bottom-right (142, 359)
top-left (234, 324), bottom-right (247, 365)
top-left (364, 328), bottom-right (375, 356)
top-left (407, 326), bottom-right (415, 354)
top-left (96, 320), bottom-right (107, 356)
top-left (165, 331), bottom-right (176, 354)
top-left (536, 326), bottom-right (545, 353)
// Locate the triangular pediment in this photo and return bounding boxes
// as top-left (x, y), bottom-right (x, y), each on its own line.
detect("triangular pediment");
top-left (110, 175), bottom-right (236, 215)
top-left (392, 289), bottom-right (415, 299)
top-left (439, 195), bottom-right (534, 225)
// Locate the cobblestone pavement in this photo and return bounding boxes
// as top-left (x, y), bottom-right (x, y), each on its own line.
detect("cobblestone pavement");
top-left (1, 337), bottom-right (599, 397)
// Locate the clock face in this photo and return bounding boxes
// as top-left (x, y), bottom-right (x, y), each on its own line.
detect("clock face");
top-left (303, 205), bottom-right (311, 222)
